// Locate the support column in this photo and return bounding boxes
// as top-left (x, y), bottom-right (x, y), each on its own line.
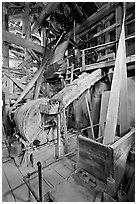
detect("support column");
top-left (63, 108), bottom-right (69, 154)
top-left (55, 113), bottom-right (61, 159)
top-left (2, 2), bottom-right (13, 94)
top-left (22, 2), bottom-right (31, 59)
top-left (115, 4), bottom-right (123, 51)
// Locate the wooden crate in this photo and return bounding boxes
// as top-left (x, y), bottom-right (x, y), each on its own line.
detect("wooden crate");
top-left (78, 128), bottom-right (135, 190)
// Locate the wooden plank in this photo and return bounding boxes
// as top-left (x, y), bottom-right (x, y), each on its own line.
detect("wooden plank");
top-left (111, 128), bottom-right (135, 161)
top-left (78, 135), bottom-right (113, 182)
top-left (81, 22), bottom-right (120, 46)
top-left (103, 19), bottom-right (127, 145)
top-left (127, 173), bottom-right (135, 201)
top-left (119, 49), bottom-right (129, 136)
top-left (2, 30), bottom-right (44, 55)
top-left (2, 146), bottom-right (10, 163)
top-left (99, 91), bottom-right (110, 136)
top-left (50, 69), bottom-right (102, 113)
top-left (85, 92), bottom-right (95, 139)
top-left (115, 4), bottom-right (123, 49)
top-left (2, 2), bottom-right (9, 68)
top-left (23, 2), bottom-right (30, 40)
top-left (11, 38), bottom-right (68, 109)
top-left (42, 169), bottom-right (63, 187)
top-left (34, 71), bottom-right (43, 99)
top-left (31, 2), bottom-right (59, 33)
top-left (111, 128), bottom-right (135, 190)
top-left (62, 108), bottom-right (69, 154)
top-left (2, 160), bottom-right (34, 201)
top-left (12, 183), bottom-right (35, 202)
top-left (61, 157), bottom-right (76, 171)
top-left (55, 114), bottom-right (61, 159)
top-left (95, 2), bottom-right (107, 8)
top-left (67, 3), bottom-right (119, 38)
top-left (54, 163), bottom-right (73, 179)
top-left (2, 171), bottom-right (15, 202)
top-left (27, 49), bottom-right (40, 65)
top-left (85, 54), bottom-right (135, 71)
top-left (10, 62), bottom-right (45, 110)
top-left (17, 56), bottom-right (32, 69)
top-left (50, 179), bottom-right (95, 202)
top-left (2, 161), bottom-right (24, 189)
top-left (4, 72), bottom-right (25, 90)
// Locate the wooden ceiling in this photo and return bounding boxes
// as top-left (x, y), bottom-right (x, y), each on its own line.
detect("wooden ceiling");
top-left (7, 2), bottom-right (104, 35)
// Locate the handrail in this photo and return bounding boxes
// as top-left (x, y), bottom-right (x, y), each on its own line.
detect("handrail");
top-left (65, 35), bottom-right (135, 76)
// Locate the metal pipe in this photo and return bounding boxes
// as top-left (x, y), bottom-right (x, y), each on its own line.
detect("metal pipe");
top-left (37, 162), bottom-right (42, 202)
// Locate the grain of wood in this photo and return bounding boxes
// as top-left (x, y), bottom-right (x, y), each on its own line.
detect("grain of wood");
top-left (99, 91), bottom-right (110, 136)
top-left (42, 169), bottom-right (64, 187)
top-left (2, 171), bottom-right (15, 202)
top-left (3, 30), bottom-right (44, 54)
top-left (2, 161), bottom-right (24, 189)
top-left (78, 135), bottom-right (113, 182)
top-left (50, 179), bottom-right (95, 202)
top-left (54, 163), bottom-right (73, 179)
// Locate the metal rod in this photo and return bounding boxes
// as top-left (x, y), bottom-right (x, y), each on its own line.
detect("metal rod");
top-left (37, 162), bottom-right (42, 202)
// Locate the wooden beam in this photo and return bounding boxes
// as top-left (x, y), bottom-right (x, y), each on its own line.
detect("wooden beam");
top-left (31, 2), bottom-right (59, 34)
top-left (103, 20), bottom-right (128, 145)
top-left (85, 91), bottom-right (95, 140)
top-left (62, 108), bottom-right (69, 154)
top-left (111, 128), bottom-right (135, 190)
top-left (99, 91), bottom-right (110, 136)
top-left (27, 49), bottom-right (40, 65)
top-left (50, 69), bottom-right (102, 114)
top-left (79, 22), bottom-right (120, 47)
top-left (78, 135), bottom-right (113, 182)
top-left (2, 3), bottom-right (9, 68)
top-left (95, 2), bottom-right (107, 9)
top-left (55, 113), bottom-right (61, 159)
top-left (17, 56), bottom-right (32, 69)
top-left (4, 72), bottom-right (25, 90)
top-left (67, 2), bottom-right (120, 38)
top-left (10, 38), bottom-right (65, 109)
top-left (34, 71), bottom-right (43, 100)
top-left (115, 4), bottom-right (123, 50)
top-left (2, 30), bottom-right (44, 55)
top-left (23, 2), bottom-right (30, 39)
top-left (34, 38), bottom-right (68, 99)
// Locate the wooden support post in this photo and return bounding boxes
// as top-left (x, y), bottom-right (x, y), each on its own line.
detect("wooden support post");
top-left (81, 50), bottom-right (86, 71)
top-left (99, 91), bottom-right (110, 136)
top-left (2, 2), bottom-right (9, 69)
top-left (105, 20), bottom-right (111, 55)
top-left (2, 3), bottom-right (14, 94)
top-left (85, 90), bottom-right (95, 140)
top-left (55, 113), bottom-right (61, 159)
top-left (3, 30), bottom-right (44, 55)
top-left (23, 2), bottom-right (31, 60)
top-left (70, 64), bottom-right (74, 83)
top-left (4, 72), bottom-right (25, 90)
top-left (34, 72), bottom-right (43, 99)
top-left (41, 28), bottom-right (47, 47)
top-left (115, 4), bottom-right (123, 50)
top-left (62, 108), bottom-right (69, 154)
